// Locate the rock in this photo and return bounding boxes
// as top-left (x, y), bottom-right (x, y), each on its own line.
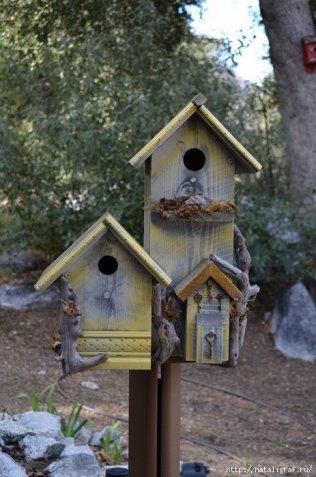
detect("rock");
top-left (0, 251), bottom-right (44, 274)
top-left (0, 283), bottom-right (60, 311)
top-left (19, 435), bottom-right (65, 460)
top-left (61, 443), bottom-right (94, 457)
top-left (90, 425), bottom-right (122, 447)
top-left (0, 411), bottom-right (119, 477)
top-left (81, 381), bottom-right (99, 390)
top-left (74, 426), bottom-right (93, 446)
top-left (16, 411), bottom-right (62, 439)
top-left (0, 452), bottom-right (28, 477)
top-left (45, 452), bottom-right (100, 477)
top-left (0, 413), bottom-right (33, 445)
top-left (270, 282), bottom-right (316, 361)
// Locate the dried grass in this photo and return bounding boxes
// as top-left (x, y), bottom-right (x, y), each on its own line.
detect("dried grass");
top-left (145, 195), bottom-right (236, 220)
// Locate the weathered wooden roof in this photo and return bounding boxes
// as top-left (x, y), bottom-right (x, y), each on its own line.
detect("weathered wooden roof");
top-left (174, 258), bottom-right (242, 302)
top-left (35, 212), bottom-right (172, 292)
top-left (126, 93), bottom-right (262, 173)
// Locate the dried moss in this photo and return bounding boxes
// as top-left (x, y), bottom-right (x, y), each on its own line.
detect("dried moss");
top-left (145, 194), bottom-right (236, 220)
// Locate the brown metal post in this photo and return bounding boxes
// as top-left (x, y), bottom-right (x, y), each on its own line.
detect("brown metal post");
top-left (159, 362), bottom-right (181, 477)
top-left (129, 366), bottom-right (158, 477)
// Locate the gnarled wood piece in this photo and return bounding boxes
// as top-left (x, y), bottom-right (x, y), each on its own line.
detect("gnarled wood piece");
top-left (151, 283), bottom-right (180, 365)
top-left (210, 224), bottom-right (260, 366)
top-left (57, 277), bottom-right (108, 375)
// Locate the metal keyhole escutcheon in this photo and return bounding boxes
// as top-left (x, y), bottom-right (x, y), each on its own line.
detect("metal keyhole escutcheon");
top-left (205, 331), bottom-right (217, 359)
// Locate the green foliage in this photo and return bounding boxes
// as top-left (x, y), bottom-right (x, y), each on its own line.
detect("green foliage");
top-left (0, 0), bottom-right (236, 256)
top-left (233, 76), bottom-right (316, 286)
top-left (61, 403), bottom-right (88, 438)
top-left (100, 422), bottom-right (122, 465)
top-left (11, 383), bottom-right (57, 413)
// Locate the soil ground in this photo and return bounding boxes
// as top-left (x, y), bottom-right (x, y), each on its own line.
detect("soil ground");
top-left (1, 290), bottom-right (316, 477)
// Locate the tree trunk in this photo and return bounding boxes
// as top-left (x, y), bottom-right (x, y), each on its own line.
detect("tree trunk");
top-left (259, 0), bottom-right (316, 193)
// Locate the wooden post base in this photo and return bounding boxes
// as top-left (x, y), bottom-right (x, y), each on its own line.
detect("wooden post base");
top-left (129, 363), bottom-right (181, 477)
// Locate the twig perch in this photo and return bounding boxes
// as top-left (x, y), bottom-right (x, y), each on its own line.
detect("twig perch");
top-left (57, 277), bottom-right (108, 375)
top-left (151, 283), bottom-right (180, 365)
top-left (210, 224), bottom-right (260, 366)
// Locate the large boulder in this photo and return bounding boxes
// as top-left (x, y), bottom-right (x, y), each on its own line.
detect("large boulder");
top-left (15, 412), bottom-right (62, 439)
top-left (270, 282), bottom-right (316, 361)
top-left (0, 251), bottom-right (44, 274)
top-left (0, 452), bottom-right (28, 477)
top-left (19, 435), bottom-right (65, 460)
top-left (0, 283), bottom-right (60, 310)
top-left (45, 451), bottom-right (100, 477)
top-left (0, 414), bottom-right (33, 445)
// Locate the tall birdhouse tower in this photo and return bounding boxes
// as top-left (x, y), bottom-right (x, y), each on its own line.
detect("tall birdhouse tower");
top-left (127, 93), bottom-right (261, 365)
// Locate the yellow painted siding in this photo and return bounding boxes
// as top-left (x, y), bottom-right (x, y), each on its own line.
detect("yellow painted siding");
top-left (144, 113), bottom-right (234, 362)
top-left (65, 230), bottom-right (152, 370)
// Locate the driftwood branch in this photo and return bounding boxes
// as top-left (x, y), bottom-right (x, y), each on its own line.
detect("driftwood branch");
top-left (57, 277), bottom-right (108, 375)
top-left (210, 224), bottom-right (260, 366)
top-left (151, 283), bottom-right (180, 365)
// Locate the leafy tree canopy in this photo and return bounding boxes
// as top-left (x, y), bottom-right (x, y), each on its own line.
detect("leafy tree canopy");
top-left (0, 0), bottom-right (238, 257)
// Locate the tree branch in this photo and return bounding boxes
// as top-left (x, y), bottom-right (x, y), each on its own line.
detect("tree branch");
top-left (210, 224), bottom-right (260, 366)
top-left (151, 283), bottom-right (180, 365)
top-left (57, 277), bottom-right (108, 375)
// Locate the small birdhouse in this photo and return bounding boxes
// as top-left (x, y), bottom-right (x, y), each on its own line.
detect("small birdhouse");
top-left (302, 36), bottom-right (316, 72)
top-left (127, 93), bottom-right (261, 365)
top-left (35, 212), bottom-right (171, 371)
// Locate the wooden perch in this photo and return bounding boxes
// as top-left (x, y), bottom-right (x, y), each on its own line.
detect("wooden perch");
top-left (151, 283), bottom-right (180, 365)
top-left (210, 224), bottom-right (260, 366)
top-left (57, 277), bottom-right (108, 375)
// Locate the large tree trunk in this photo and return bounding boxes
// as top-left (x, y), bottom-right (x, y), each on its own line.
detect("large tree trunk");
top-left (259, 0), bottom-right (316, 193)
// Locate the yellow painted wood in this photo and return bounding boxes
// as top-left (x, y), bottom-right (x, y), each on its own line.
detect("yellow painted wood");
top-left (79, 357), bottom-right (151, 370)
top-left (127, 94), bottom-right (207, 170)
top-left (197, 106), bottom-right (262, 173)
top-left (143, 115), bottom-right (236, 360)
top-left (126, 93), bottom-right (261, 174)
top-left (35, 211), bottom-right (171, 292)
top-left (63, 228), bottom-right (153, 369)
top-left (103, 212), bottom-right (171, 287)
top-left (174, 258), bottom-right (211, 301)
top-left (185, 278), bottom-right (230, 362)
top-left (208, 262), bottom-right (242, 301)
top-left (196, 313), bottom-right (229, 364)
top-left (174, 260), bottom-right (242, 302)
top-left (67, 230), bottom-right (151, 332)
top-left (35, 216), bottom-right (108, 292)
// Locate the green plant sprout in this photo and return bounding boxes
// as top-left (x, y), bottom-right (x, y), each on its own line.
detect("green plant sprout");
top-left (100, 422), bottom-right (122, 465)
top-left (61, 403), bottom-right (88, 438)
top-left (11, 383), bottom-right (57, 413)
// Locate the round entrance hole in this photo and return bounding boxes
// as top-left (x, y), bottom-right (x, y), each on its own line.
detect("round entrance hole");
top-left (98, 255), bottom-right (118, 275)
top-left (183, 148), bottom-right (206, 171)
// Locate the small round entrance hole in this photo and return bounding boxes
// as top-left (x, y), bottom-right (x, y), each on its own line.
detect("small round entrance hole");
top-left (183, 148), bottom-right (206, 171)
top-left (98, 256), bottom-right (118, 275)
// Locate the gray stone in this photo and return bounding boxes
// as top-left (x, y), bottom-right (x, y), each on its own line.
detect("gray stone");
top-left (0, 452), bottom-right (28, 477)
top-left (0, 417), bottom-right (33, 444)
top-left (45, 452), bottom-right (100, 477)
top-left (16, 411), bottom-right (62, 439)
top-left (0, 251), bottom-right (44, 274)
top-left (270, 282), bottom-right (316, 361)
top-left (90, 425), bottom-right (122, 447)
top-left (61, 444), bottom-right (94, 457)
top-left (56, 436), bottom-right (75, 446)
top-left (0, 283), bottom-right (60, 311)
top-left (74, 426), bottom-right (93, 445)
top-left (19, 435), bottom-right (65, 460)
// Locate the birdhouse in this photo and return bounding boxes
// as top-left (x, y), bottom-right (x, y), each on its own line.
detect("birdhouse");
top-left (35, 212), bottom-right (171, 371)
top-left (302, 36), bottom-right (316, 72)
top-left (127, 93), bottom-right (261, 365)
